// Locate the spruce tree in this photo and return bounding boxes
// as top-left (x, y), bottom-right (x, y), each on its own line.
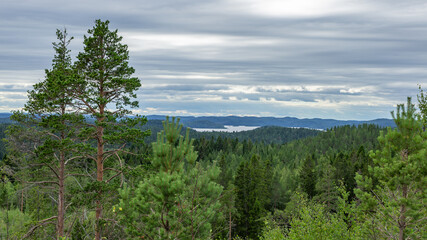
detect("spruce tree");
top-left (234, 154), bottom-right (267, 239)
top-left (314, 156), bottom-right (338, 212)
top-left (299, 155), bottom-right (317, 199)
top-left (355, 98), bottom-right (427, 240)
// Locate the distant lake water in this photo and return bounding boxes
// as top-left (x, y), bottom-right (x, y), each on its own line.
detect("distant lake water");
top-left (192, 125), bottom-right (260, 132)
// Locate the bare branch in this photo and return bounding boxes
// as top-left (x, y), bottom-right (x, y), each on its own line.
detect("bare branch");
top-left (22, 216), bottom-right (57, 239)
top-left (106, 171), bottom-right (122, 183)
top-left (45, 163), bottom-right (60, 179)
top-left (64, 155), bottom-right (85, 165)
top-left (116, 152), bottom-right (125, 187)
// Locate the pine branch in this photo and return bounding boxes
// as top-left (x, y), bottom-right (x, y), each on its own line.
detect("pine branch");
top-left (22, 216), bottom-right (57, 239)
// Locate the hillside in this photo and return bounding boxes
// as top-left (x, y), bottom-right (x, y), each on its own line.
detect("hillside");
top-left (0, 113), bottom-right (396, 130)
top-left (140, 120), bottom-right (321, 144)
top-left (147, 115), bottom-right (395, 130)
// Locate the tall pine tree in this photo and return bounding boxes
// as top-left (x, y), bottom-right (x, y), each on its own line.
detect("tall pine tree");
top-left (7, 29), bottom-right (86, 239)
top-left (73, 19), bottom-right (149, 240)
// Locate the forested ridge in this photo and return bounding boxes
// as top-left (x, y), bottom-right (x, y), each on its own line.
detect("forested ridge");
top-left (145, 115), bottom-right (396, 130)
top-left (0, 20), bottom-right (426, 240)
top-left (137, 120), bottom-right (321, 144)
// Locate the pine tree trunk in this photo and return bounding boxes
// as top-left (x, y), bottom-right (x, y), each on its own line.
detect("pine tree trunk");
top-left (5, 183), bottom-right (9, 240)
top-left (57, 105), bottom-right (66, 239)
top-left (95, 122), bottom-right (104, 240)
top-left (57, 152), bottom-right (65, 239)
top-left (228, 210), bottom-right (232, 240)
top-left (94, 78), bottom-right (106, 240)
top-left (398, 184), bottom-right (408, 240)
top-left (398, 150), bottom-right (408, 240)
top-left (20, 187), bottom-right (24, 212)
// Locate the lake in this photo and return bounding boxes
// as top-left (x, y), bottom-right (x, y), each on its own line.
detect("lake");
top-left (191, 125), bottom-right (260, 132)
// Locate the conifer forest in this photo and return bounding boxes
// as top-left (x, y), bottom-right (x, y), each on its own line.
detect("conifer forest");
top-left (0, 20), bottom-right (426, 240)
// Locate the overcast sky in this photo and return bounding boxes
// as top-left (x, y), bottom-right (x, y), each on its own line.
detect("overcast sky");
top-left (1, 0), bottom-right (426, 120)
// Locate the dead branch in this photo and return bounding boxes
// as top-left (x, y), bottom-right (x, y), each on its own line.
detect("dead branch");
top-left (22, 216), bottom-right (57, 239)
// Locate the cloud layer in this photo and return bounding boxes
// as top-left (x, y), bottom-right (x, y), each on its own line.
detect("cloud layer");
top-left (1, 0), bottom-right (426, 119)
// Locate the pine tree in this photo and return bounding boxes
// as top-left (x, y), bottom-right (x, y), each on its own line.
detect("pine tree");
top-left (355, 98), bottom-right (427, 240)
top-left (118, 117), bottom-right (223, 239)
top-left (7, 29), bottom-right (86, 239)
top-left (73, 19), bottom-right (149, 240)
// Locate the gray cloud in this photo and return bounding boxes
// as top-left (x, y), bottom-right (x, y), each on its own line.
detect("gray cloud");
top-left (1, 0), bottom-right (426, 119)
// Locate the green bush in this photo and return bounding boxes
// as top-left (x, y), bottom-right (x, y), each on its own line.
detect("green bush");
top-left (0, 208), bottom-right (32, 239)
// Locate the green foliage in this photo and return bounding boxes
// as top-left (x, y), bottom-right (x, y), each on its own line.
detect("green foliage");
top-left (355, 97), bottom-right (427, 240)
top-left (234, 154), bottom-right (271, 239)
top-left (72, 18), bottom-right (150, 160)
top-left (418, 84), bottom-right (427, 127)
top-left (0, 116), bottom-right (388, 239)
top-left (6, 28), bottom-right (86, 239)
top-left (4, 21), bottom-right (150, 240)
top-left (75, 19), bottom-right (141, 114)
top-left (192, 126), bottom-right (320, 144)
top-left (299, 155), bottom-right (317, 199)
top-left (118, 117), bottom-right (222, 239)
top-left (72, 19), bottom-right (149, 239)
top-left (0, 208), bottom-right (32, 239)
top-left (284, 192), bottom-right (363, 240)
top-left (0, 176), bottom-right (16, 209)
top-left (0, 124), bottom-right (9, 161)
top-left (70, 219), bottom-right (85, 240)
top-left (259, 219), bottom-right (285, 240)
top-left (313, 156), bottom-right (338, 211)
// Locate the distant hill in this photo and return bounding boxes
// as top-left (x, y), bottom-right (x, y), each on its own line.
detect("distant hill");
top-left (146, 115), bottom-right (396, 130)
top-left (0, 121), bottom-right (320, 160)
top-left (0, 113), bottom-right (12, 124)
top-left (190, 126), bottom-right (320, 144)
top-left (0, 113), bottom-right (396, 130)
top-left (0, 117), bottom-right (385, 159)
